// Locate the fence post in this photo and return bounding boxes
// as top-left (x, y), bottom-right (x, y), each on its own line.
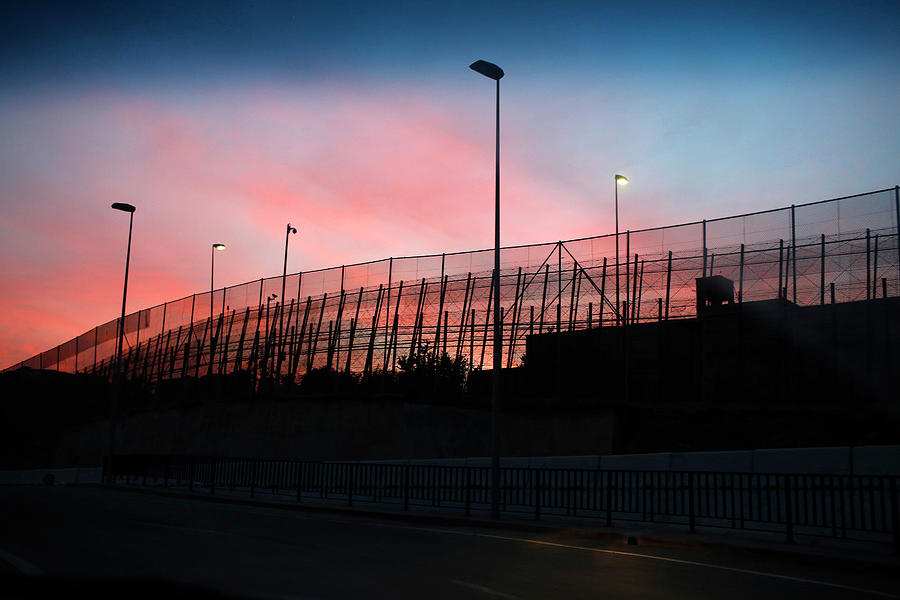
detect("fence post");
top-left (866, 229), bottom-right (872, 300)
top-left (210, 457), bottom-right (216, 495)
top-left (606, 471), bottom-right (613, 527)
top-left (817, 234), bottom-right (825, 306)
top-left (466, 467), bottom-right (472, 517)
top-left (894, 186), bottom-right (899, 291)
top-left (890, 477), bottom-right (899, 555)
top-left (689, 472), bottom-right (696, 533)
top-left (294, 462), bottom-right (302, 502)
top-left (785, 476), bottom-right (794, 543)
top-left (250, 459), bottom-right (257, 498)
top-left (347, 464), bottom-right (354, 507)
top-left (790, 205), bottom-right (797, 303)
top-left (404, 465), bottom-right (411, 511)
top-left (535, 469), bottom-right (542, 521)
top-left (702, 220), bottom-right (707, 278)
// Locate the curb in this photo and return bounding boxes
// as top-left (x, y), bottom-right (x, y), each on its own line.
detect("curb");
top-left (75, 483), bottom-right (899, 570)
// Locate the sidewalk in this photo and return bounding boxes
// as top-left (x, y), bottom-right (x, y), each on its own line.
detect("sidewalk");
top-left (80, 481), bottom-right (900, 570)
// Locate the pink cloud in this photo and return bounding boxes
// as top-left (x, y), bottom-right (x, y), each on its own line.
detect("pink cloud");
top-left (1, 85), bottom-right (623, 368)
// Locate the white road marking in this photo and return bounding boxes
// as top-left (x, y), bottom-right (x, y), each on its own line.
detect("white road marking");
top-left (0, 548), bottom-right (42, 576)
top-left (331, 519), bottom-right (900, 597)
top-left (109, 490), bottom-right (900, 598)
top-left (478, 533), bottom-right (900, 599)
top-left (450, 579), bottom-right (521, 599)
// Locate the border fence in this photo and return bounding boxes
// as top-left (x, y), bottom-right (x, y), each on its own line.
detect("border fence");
top-left (107, 455), bottom-right (900, 551)
top-left (5, 187), bottom-right (899, 382)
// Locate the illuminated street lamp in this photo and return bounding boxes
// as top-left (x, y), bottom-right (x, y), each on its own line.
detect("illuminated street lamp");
top-left (108, 201), bottom-right (136, 482)
top-left (211, 243), bottom-right (226, 319)
top-left (615, 174), bottom-right (628, 324)
top-left (470, 58), bottom-right (504, 520)
top-left (279, 223), bottom-right (298, 367)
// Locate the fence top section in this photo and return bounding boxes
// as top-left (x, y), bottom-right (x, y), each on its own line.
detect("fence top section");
top-left (65, 186), bottom-right (900, 315)
top-left (114, 444), bottom-right (900, 477)
top-left (309, 444), bottom-right (900, 476)
top-left (113, 453), bottom-right (900, 481)
top-left (5, 186), bottom-right (898, 372)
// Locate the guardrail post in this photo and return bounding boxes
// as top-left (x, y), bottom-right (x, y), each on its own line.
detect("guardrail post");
top-left (163, 457), bottom-right (169, 488)
top-left (250, 459), bottom-right (257, 498)
top-left (210, 457), bottom-right (217, 495)
top-left (785, 476), bottom-right (794, 543)
top-left (296, 461), bottom-right (304, 503)
top-left (689, 472), bottom-right (696, 533)
top-left (465, 467), bottom-right (472, 517)
top-left (890, 477), bottom-right (899, 554)
top-left (404, 465), bottom-right (411, 511)
top-left (535, 469), bottom-right (542, 521)
top-left (347, 464), bottom-right (354, 507)
top-left (606, 471), bottom-right (613, 527)
top-left (188, 458), bottom-right (194, 491)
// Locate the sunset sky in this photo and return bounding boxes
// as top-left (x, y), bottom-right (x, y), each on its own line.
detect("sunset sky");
top-left (1, 0), bottom-right (898, 368)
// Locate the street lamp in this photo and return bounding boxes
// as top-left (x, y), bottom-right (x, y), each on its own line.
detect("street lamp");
top-left (280, 224), bottom-right (298, 315)
top-left (108, 201), bottom-right (136, 482)
top-left (211, 243), bottom-right (226, 319)
top-left (280, 224), bottom-right (298, 370)
top-left (614, 174), bottom-right (628, 325)
top-left (470, 58), bottom-right (504, 520)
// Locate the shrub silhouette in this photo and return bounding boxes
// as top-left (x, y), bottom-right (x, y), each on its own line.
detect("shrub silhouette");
top-left (397, 344), bottom-right (468, 395)
top-left (299, 365), bottom-right (360, 394)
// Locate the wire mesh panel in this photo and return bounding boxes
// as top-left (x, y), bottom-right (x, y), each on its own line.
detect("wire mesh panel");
top-left (6, 187), bottom-right (899, 379)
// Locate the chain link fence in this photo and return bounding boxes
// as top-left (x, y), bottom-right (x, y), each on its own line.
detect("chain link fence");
top-left (6, 187), bottom-right (898, 383)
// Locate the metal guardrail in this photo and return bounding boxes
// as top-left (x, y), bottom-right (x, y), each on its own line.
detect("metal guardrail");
top-left (106, 455), bottom-right (900, 552)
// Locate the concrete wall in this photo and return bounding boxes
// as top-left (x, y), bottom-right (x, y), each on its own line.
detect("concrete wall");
top-left (50, 397), bottom-right (615, 467)
top-left (367, 445), bottom-right (900, 475)
top-left (0, 467), bottom-right (102, 485)
top-left (524, 297), bottom-right (900, 405)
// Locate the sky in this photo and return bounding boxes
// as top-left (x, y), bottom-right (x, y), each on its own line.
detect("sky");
top-left (1, 0), bottom-right (898, 368)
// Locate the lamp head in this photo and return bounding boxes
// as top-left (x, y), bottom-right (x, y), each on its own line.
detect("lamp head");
top-left (111, 202), bottom-right (136, 213)
top-left (615, 174), bottom-right (629, 186)
top-left (288, 223), bottom-right (297, 234)
top-left (212, 243), bottom-right (226, 251)
top-left (469, 60), bottom-right (504, 80)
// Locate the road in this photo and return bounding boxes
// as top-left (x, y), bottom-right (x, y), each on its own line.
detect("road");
top-left (0, 486), bottom-right (897, 599)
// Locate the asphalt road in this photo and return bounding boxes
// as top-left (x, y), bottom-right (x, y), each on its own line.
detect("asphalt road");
top-left (0, 486), bottom-right (897, 599)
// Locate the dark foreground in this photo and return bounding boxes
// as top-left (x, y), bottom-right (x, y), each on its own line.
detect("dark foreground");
top-left (0, 486), bottom-right (897, 599)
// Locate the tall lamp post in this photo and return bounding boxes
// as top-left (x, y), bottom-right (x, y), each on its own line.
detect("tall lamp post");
top-left (470, 58), bottom-right (504, 520)
top-left (211, 243), bottom-right (226, 319)
top-left (108, 201), bottom-right (136, 481)
top-left (614, 174), bottom-right (628, 324)
top-left (280, 223), bottom-right (298, 314)
top-left (279, 223), bottom-right (298, 373)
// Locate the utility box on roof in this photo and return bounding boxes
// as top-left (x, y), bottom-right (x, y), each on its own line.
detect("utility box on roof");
top-left (696, 275), bottom-right (735, 315)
